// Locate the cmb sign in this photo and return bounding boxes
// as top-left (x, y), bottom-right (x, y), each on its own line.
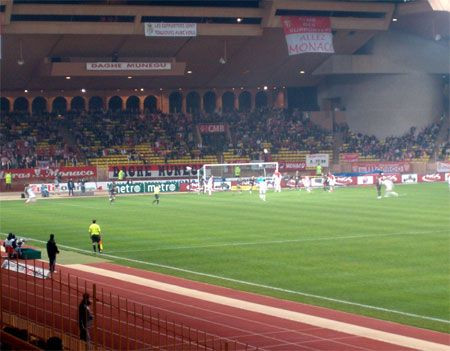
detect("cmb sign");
top-left (198, 124), bottom-right (226, 133)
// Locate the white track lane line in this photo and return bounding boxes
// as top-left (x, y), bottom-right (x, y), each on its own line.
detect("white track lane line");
top-left (66, 264), bottom-right (450, 351)
top-left (2, 233), bottom-right (449, 325)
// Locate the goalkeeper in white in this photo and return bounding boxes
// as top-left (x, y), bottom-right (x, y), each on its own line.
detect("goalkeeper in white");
top-left (383, 178), bottom-right (398, 197)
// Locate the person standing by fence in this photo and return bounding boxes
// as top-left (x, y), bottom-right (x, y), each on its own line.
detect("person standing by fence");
top-left (78, 293), bottom-right (93, 343)
top-left (46, 234), bottom-right (60, 275)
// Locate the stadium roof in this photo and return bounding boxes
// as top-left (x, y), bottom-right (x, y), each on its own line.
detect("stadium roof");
top-left (0, 0), bottom-right (448, 93)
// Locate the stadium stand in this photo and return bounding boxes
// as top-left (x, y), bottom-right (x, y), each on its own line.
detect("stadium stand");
top-left (1, 107), bottom-right (447, 171)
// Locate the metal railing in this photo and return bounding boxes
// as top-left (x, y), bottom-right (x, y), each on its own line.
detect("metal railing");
top-left (0, 257), bottom-right (261, 350)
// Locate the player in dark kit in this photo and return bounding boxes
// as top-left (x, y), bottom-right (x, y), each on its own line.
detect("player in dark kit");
top-left (323, 175), bottom-right (329, 191)
top-left (249, 176), bottom-right (255, 194)
top-left (108, 181), bottom-right (117, 204)
top-left (376, 173), bottom-right (383, 199)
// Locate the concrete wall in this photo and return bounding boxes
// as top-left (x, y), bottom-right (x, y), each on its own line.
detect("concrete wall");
top-left (318, 31), bottom-right (447, 138)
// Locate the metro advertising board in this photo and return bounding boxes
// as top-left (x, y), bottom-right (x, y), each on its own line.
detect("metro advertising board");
top-left (108, 164), bottom-right (202, 179)
top-left (0, 166), bottom-right (96, 180)
top-left (351, 162), bottom-right (410, 173)
top-left (109, 180), bottom-right (184, 194)
top-left (86, 62), bottom-right (171, 71)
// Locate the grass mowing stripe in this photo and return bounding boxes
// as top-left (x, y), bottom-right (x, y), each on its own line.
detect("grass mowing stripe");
top-left (105, 230), bottom-right (448, 253)
top-left (7, 233), bottom-right (449, 325)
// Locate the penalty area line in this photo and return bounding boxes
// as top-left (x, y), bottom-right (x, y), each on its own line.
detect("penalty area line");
top-left (3, 232), bottom-right (449, 325)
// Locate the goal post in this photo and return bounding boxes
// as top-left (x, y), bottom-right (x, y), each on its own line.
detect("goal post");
top-left (198, 162), bottom-right (279, 191)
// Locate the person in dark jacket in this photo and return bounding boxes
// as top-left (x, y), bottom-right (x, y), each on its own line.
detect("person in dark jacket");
top-left (67, 178), bottom-right (75, 196)
top-left (78, 293), bottom-right (93, 342)
top-left (46, 234), bottom-right (60, 275)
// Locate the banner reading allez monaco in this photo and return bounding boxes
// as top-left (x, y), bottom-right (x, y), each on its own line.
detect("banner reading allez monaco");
top-left (281, 16), bottom-right (334, 55)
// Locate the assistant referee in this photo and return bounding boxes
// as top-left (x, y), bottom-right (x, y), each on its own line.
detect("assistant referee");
top-left (88, 219), bottom-right (102, 253)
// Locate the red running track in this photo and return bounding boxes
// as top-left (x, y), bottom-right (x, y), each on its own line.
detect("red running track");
top-left (2, 261), bottom-right (449, 350)
top-left (62, 262), bottom-right (450, 350)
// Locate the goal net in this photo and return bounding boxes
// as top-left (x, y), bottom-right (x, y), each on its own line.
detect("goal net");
top-left (198, 162), bottom-right (279, 191)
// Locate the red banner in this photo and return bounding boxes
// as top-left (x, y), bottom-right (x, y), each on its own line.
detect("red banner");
top-left (341, 153), bottom-right (359, 163)
top-left (198, 124), bottom-right (226, 133)
top-left (0, 166), bottom-right (97, 181)
top-left (281, 16), bottom-right (334, 55)
top-left (351, 162), bottom-right (411, 173)
top-left (278, 161), bottom-right (307, 171)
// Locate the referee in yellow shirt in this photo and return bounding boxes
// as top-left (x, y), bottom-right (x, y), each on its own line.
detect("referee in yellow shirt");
top-left (88, 219), bottom-right (102, 253)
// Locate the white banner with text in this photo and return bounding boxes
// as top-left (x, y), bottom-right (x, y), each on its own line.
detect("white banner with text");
top-left (145, 23), bottom-right (197, 37)
top-left (281, 16), bottom-right (334, 55)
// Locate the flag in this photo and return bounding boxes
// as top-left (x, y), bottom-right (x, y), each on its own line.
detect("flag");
top-left (281, 16), bottom-right (334, 55)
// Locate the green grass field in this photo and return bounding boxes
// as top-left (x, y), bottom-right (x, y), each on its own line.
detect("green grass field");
top-left (1, 183), bottom-right (449, 332)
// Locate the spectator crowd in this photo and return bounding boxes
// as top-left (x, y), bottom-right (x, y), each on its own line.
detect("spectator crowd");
top-left (1, 106), bottom-right (447, 170)
top-left (341, 123), bottom-right (443, 160)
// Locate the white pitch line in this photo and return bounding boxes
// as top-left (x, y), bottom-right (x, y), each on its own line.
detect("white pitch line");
top-left (105, 229), bottom-right (449, 253)
top-left (3, 232), bottom-right (449, 325)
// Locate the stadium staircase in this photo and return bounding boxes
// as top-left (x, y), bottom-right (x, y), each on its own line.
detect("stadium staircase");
top-left (432, 116), bottom-right (449, 159)
top-left (2, 311), bottom-right (88, 351)
top-left (332, 129), bottom-right (345, 163)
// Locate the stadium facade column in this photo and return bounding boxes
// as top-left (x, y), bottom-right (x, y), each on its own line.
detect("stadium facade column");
top-left (66, 96), bottom-right (73, 110)
top-left (47, 96), bottom-right (56, 114)
top-left (160, 92), bottom-right (169, 113)
top-left (233, 91), bottom-right (239, 110)
top-left (215, 91), bottom-right (222, 112)
top-left (274, 90), bottom-right (285, 109)
top-left (138, 96), bottom-right (145, 113)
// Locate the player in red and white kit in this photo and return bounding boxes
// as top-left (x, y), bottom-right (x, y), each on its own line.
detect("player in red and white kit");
top-left (327, 172), bottom-right (336, 192)
top-left (273, 170), bottom-right (282, 193)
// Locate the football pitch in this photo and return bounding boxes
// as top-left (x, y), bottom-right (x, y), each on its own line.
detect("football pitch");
top-left (1, 183), bottom-right (449, 332)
